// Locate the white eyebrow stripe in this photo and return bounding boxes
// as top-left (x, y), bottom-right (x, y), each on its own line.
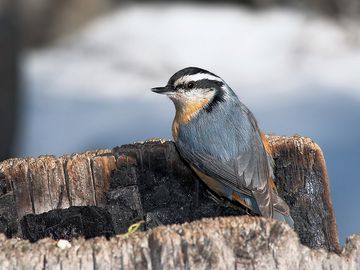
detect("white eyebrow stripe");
top-left (174, 73), bottom-right (223, 87)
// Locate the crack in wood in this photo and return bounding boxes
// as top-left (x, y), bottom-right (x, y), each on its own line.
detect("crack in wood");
top-left (63, 159), bottom-right (72, 207)
top-left (27, 162), bottom-right (36, 214)
top-left (89, 158), bottom-right (98, 207)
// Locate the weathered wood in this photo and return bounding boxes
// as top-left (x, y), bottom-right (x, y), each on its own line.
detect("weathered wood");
top-left (91, 155), bottom-right (117, 207)
top-left (8, 159), bottom-right (33, 218)
top-left (66, 153), bottom-right (97, 206)
top-left (20, 206), bottom-right (115, 242)
top-left (0, 136), bottom-right (340, 253)
top-left (0, 216), bottom-right (358, 270)
top-left (28, 157), bottom-right (54, 214)
top-left (0, 149), bottom-right (115, 239)
top-left (43, 156), bottom-right (70, 210)
top-left (65, 150), bottom-right (113, 207)
top-left (268, 135), bottom-right (340, 253)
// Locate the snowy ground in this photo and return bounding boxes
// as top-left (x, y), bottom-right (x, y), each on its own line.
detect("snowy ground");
top-left (19, 3), bottom-right (360, 244)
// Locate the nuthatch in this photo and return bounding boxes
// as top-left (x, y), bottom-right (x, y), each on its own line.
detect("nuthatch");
top-left (152, 67), bottom-right (294, 227)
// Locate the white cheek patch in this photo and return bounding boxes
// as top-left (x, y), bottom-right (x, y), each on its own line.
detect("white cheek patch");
top-left (174, 73), bottom-right (223, 88)
top-left (181, 88), bottom-right (215, 101)
top-left (169, 88), bottom-right (215, 104)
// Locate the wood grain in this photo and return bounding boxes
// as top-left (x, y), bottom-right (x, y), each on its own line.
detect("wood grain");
top-left (0, 217), bottom-right (357, 270)
top-left (0, 136), bottom-right (340, 254)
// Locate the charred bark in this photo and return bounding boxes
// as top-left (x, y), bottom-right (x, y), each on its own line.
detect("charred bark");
top-left (0, 135), bottom-right (341, 262)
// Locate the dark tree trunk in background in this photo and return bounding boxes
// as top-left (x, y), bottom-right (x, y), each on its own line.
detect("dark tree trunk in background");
top-left (19, 0), bottom-right (112, 47)
top-left (0, 0), bottom-right (19, 161)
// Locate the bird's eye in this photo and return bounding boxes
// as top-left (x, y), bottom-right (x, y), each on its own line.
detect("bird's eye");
top-left (187, 82), bottom-right (194, 89)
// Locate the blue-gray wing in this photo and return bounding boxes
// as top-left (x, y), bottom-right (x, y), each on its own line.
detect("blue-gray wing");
top-left (176, 101), bottom-right (272, 216)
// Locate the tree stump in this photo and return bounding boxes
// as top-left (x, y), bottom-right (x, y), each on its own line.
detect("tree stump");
top-left (0, 135), bottom-right (343, 269)
top-left (0, 217), bottom-right (358, 270)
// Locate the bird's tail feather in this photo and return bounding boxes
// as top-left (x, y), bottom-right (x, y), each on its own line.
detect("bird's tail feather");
top-left (273, 210), bottom-right (294, 228)
top-left (227, 188), bottom-right (294, 228)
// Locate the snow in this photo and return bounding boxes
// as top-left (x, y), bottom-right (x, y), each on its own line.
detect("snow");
top-left (24, 4), bottom-right (360, 103)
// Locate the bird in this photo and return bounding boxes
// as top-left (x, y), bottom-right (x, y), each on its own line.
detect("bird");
top-left (151, 67), bottom-right (294, 227)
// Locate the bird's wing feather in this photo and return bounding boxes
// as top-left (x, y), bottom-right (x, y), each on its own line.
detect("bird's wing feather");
top-left (177, 100), bottom-right (272, 216)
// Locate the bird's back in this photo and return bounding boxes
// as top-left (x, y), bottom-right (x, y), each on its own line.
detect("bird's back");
top-left (175, 96), bottom-right (270, 192)
top-left (175, 94), bottom-right (294, 228)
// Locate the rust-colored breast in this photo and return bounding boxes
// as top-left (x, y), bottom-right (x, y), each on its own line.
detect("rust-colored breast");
top-left (172, 99), bottom-right (209, 141)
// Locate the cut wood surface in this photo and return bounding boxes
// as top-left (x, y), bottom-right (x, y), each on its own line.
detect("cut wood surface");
top-left (0, 216), bottom-right (358, 270)
top-left (0, 135), bottom-right (341, 256)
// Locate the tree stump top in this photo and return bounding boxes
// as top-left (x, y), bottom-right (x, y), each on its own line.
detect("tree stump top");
top-left (0, 135), bottom-right (348, 269)
top-left (0, 216), bottom-right (358, 270)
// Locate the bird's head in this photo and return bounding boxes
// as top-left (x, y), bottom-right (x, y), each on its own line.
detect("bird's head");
top-left (152, 67), bottom-right (231, 114)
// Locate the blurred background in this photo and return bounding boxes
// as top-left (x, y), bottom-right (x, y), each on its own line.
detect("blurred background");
top-left (1, 0), bottom-right (359, 244)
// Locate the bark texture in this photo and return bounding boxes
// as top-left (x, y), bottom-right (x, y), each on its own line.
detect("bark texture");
top-left (0, 216), bottom-right (358, 270)
top-left (0, 135), bottom-right (343, 267)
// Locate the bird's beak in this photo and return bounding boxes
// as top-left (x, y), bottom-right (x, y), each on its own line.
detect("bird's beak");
top-left (151, 85), bottom-right (172, 94)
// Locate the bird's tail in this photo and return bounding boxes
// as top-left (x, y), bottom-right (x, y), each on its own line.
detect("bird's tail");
top-left (231, 188), bottom-right (294, 228)
top-left (273, 209), bottom-right (294, 228)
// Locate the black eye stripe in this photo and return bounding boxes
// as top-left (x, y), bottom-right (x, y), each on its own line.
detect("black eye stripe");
top-left (195, 79), bottom-right (223, 89)
top-left (175, 79), bottom-right (223, 91)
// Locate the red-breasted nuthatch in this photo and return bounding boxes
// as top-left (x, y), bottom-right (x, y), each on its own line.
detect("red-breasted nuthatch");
top-left (152, 67), bottom-right (294, 227)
